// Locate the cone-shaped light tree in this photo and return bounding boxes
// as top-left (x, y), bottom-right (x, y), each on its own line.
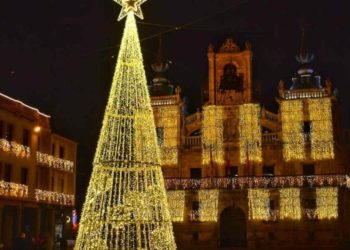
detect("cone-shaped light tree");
top-left (75, 1), bottom-right (176, 249)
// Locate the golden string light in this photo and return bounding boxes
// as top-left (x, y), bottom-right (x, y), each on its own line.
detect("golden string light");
top-left (202, 106), bottom-right (224, 165)
top-left (309, 98), bottom-right (334, 160)
top-left (35, 189), bottom-right (75, 206)
top-left (0, 139), bottom-right (30, 158)
top-left (167, 191), bottom-right (185, 222)
top-left (155, 106), bottom-right (179, 166)
top-left (279, 188), bottom-right (301, 220)
top-left (198, 189), bottom-right (219, 222)
top-left (281, 100), bottom-right (305, 161)
top-left (248, 189), bottom-right (270, 220)
top-left (115, 0), bottom-right (147, 21)
top-left (0, 180), bottom-right (28, 198)
top-left (238, 104), bottom-right (262, 164)
top-left (36, 151), bottom-right (74, 172)
top-left (75, 8), bottom-right (176, 250)
top-left (316, 187), bottom-right (338, 219)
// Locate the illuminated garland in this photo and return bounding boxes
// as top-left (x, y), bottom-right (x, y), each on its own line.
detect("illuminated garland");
top-left (0, 180), bottom-right (28, 198)
top-left (316, 187), bottom-right (338, 219)
top-left (309, 98), bottom-right (334, 160)
top-left (198, 189), bottom-right (219, 222)
top-left (248, 189), bottom-right (270, 220)
top-left (202, 106), bottom-right (224, 165)
top-left (165, 175), bottom-right (349, 190)
top-left (281, 100), bottom-right (305, 161)
top-left (35, 189), bottom-right (75, 206)
top-left (238, 104), bottom-right (262, 164)
top-left (167, 191), bottom-right (185, 222)
top-left (75, 8), bottom-right (176, 250)
top-left (0, 139), bottom-right (30, 158)
top-left (36, 152), bottom-right (74, 172)
top-left (279, 188), bottom-right (301, 220)
top-left (157, 106), bottom-right (179, 166)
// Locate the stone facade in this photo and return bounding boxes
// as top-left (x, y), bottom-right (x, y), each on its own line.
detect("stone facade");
top-left (0, 93), bottom-right (77, 249)
top-left (149, 38), bottom-right (350, 249)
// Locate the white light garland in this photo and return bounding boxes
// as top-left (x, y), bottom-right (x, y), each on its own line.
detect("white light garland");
top-left (36, 151), bottom-right (74, 172)
top-left (0, 139), bottom-right (30, 158)
top-left (35, 189), bottom-right (75, 206)
top-left (0, 180), bottom-right (28, 198)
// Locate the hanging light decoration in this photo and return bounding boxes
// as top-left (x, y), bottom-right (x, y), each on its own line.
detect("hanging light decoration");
top-left (281, 100), bottom-right (305, 161)
top-left (309, 98), bottom-right (334, 160)
top-left (156, 106), bottom-right (179, 166)
top-left (75, 1), bottom-right (176, 249)
top-left (202, 106), bottom-right (224, 165)
top-left (316, 187), bottom-right (338, 219)
top-left (167, 191), bottom-right (185, 222)
top-left (279, 188), bottom-right (301, 220)
top-left (248, 189), bottom-right (270, 220)
top-left (238, 104), bottom-right (262, 164)
top-left (198, 189), bottom-right (219, 222)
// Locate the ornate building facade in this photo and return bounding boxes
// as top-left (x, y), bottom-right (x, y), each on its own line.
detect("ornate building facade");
top-left (0, 93), bottom-right (77, 249)
top-left (149, 38), bottom-right (350, 249)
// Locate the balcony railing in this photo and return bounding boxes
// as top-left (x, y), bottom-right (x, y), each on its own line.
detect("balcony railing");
top-left (165, 175), bottom-right (350, 190)
top-left (151, 95), bottom-right (178, 106)
top-left (185, 136), bottom-right (201, 146)
top-left (36, 152), bottom-right (74, 172)
top-left (0, 139), bottom-right (30, 158)
top-left (0, 180), bottom-right (28, 198)
top-left (262, 133), bottom-right (279, 144)
top-left (284, 89), bottom-right (328, 100)
top-left (34, 189), bottom-right (75, 206)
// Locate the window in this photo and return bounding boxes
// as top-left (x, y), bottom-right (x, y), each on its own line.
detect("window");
top-left (307, 232), bottom-right (315, 242)
top-left (304, 199), bottom-right (316, 210)
top-left (226, 166), bottom-right (238, 177)
top-left (269, 199), bottom-right (276, 210)
top-left (268, 232), bottom-right (275, 241)
top-left (0, 162), bottom-right (2, 180)
top-left (0, 120), bottom-right (4, 138)
top-left (22, 129), bottom-right (30, 146)
top-left (303, 164), bottom-right (315, 176)
top-left (192, 232), bottom-right (199, 241)
top-left (59, 178), bottom-right (64, 192)
top-left (190, 168), bottom-right (202, 179)
top-left (59, 146), bottom-right (65, 159)
top-left (263, 166), bottom-right (275, 176)
top-left (4, 164), bottom-right (12, 182)
top-left (192, 201), bottom-right (200, 211)
top-left (6, 124), bottom-right (14, 141)
top-left (303, 121), bottom-right (311, 133)
top-left (156, 127), bottom-right (164, 146)
top-left (20, 168), bottom-right (28, 185)
top-left (52, 143), bottom-right (56, 155)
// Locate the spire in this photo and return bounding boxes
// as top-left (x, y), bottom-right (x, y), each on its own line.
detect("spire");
top-left (151, 36), bottom-right (170, 75)
top-left (295, 26), bottom-right (314, 65)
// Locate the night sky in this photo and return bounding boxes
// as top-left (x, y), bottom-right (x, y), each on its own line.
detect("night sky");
top-left (1, 0), bottom-right (350, 210)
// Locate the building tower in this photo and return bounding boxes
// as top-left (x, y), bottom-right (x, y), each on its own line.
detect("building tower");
top-left (75, 1), bottom-right (176, 249)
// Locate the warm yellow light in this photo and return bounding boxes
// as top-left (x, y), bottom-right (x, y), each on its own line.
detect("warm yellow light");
top-left (238, 104), bottom-right (262, 164)
top-left (0, 139), bottom-right (30, 158)
top-left (34, 126), bottom-right (41, 133)
top-left (248, 189), bottom-right (270, 220)
top-left (202, 106), bottom-right (224, 165)
top-left (167, 191), bottom-right (185, 222)
top-left (156, 105), bottom-right (179, 166)
top-left (75, 10), bottom-right (176, 250)
top-left (279, 188), bottom-right (301, 220)
top-left (281, 99), bottom-right (305, 161)
top-left (316, 187), bottom-right (338, 219)
top-left (114, 0), bottom-right (147, 21)
top-left (198, 189), bottom-right (219, 222)
top-left (309, 98), bottom-right (334, 160)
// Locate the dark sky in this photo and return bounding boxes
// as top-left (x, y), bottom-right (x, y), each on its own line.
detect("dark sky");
top-left (1, 0), bottom-right (350, 209)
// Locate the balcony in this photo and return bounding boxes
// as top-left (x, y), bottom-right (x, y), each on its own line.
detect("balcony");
top-left (0, 139), bottom-right (30, 158)
top-left (165, 175), bottom-right (350, 190)
top-left (151, 95), bottom-right (178, 106)
top-left (0, 180), bottom-right (28, 198)
top-left (185, 136), bottom-right (201, 147)
top-left (36, 152), bottom-right (74, 172)
top-left (34, 189), bottom-right (75, 206)
top-left (284, 89), bottom-right (328, 100)
top-left (262, 133), bottom-right (279, 144)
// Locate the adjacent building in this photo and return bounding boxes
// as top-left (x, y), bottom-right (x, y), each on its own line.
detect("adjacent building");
top-left (149, 37), bottom-right (350, 249)
top-left (0, 93), bottom-right (77, 248)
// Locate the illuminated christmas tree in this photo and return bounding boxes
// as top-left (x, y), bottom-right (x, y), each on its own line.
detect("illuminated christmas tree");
top-left (75, 1), bottom-right (176, 249)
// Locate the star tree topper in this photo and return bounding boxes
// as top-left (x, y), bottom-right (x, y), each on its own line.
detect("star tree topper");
top-left (114, 0), bottom-right (147, 21)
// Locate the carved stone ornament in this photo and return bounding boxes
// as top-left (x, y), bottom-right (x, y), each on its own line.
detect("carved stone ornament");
top-left (219, 38), bottom-right (240, 53)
